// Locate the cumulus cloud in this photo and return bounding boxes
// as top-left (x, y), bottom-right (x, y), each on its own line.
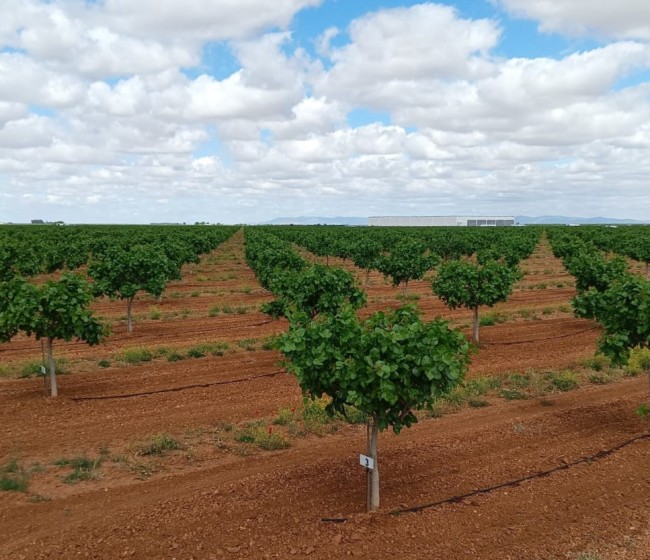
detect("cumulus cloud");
top-left (495, 0), bottom-right (650, 40)
top-left (1, 1), bottom-right (650, 223)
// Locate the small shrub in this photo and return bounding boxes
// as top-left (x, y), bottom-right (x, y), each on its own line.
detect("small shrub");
top-left (208, 305), bottom-right (220, 317)
top-left (186, 346), bottom-right (206, 359)
top-left (273, 407), bottom-right (295, 426)
top-left (138, 434), bottom-right (181, 456)
top-left (626, 347), bottom-right (650, 376)
top-left (241, 285), bottom-right (252, 294)
top-left (20, 361), bottom-right (44, 378)
top-left (167, 351), bottom-right (185, 362)
top-left (468, 398), bottom-right (489, 408)
top-left (541, 307), bottom-right (554, 316)
top-left (500, 388), bottom-right (527, 400)
top-left (55, 455), bottom-right (103, 485)
top-left (221, 305), bottom-right (233, 314)
top-left (237, 338), bottom-right (257, 351)
top-left (0, 458), bottom-right (29, 492)
top-left (464, 377), bottom-right (491, 396)
top-left (582, 354), bottom-right (609, 372)
top-left (636, 404), bottom-right (649, 419)
top-left (548, 371), bottom-right (579, 392)
top-left (119, 347), bottom-right (153, 365)
top-left (190, 290), bottom-right (200, 298)
top-left (98, 359), bottom-right (111, 368)
top-left (588, 373), bottom-right (613, 385)
top-left (235, 423), bottom-right (291, 450)
top-left (235, 305), bottom-right (248, 315)
top-left (148, 306), bottom-right (161, 320)
top-left (507, 373), bottom-right (530, 389)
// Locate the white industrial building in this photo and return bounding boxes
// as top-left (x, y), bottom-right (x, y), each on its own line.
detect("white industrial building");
top-left (368, 216), bottom-right (515, 227)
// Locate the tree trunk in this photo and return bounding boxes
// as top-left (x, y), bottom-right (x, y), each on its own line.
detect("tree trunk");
top-left (402, 280), bottom-right (409, 296)
top-left (326, 255), bottom-right (329, 266)
top-left (127, 297), bottom-right (134, 333)
top-left (365, 268), bottom-right (370, 286)
top-left (473, 307), bottom-right (480, 343)
top-left (366, 416), bottom-right (380, 512)
top-left (47, 337), bottom-right (57, 398)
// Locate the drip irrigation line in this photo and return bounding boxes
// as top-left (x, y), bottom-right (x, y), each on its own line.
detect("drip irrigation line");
top-left (70, 370), bottom-right (286, 401)
top-left (320, 432), bottom-right (650, 523)
top-left (481, 326), bottom-right (599, 346)
top-left (392, 432), bottom-right (650, 516)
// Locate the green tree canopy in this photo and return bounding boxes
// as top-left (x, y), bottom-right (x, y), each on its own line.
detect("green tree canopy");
top-left (262, 264), bottom-right (366, 320)
top-left (0, 273), bottom-right (107, 397)
top-left (376, 238), bottom-right (437, 294)
top-left (432, 259), bottom-right (522, 343)
top-left (89, 244), bottom-right (177, 332)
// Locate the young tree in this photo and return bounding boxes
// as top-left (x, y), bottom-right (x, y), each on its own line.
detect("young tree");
top-left (351, 237), bottom-right (383, 285)
top-left (89, 244), bottom-right (177, 333)
top-left (262, 264), bottom-right (366, 320)
top-left (376, 239), bottom-right (437, 295)
top-left (0, 274), bottom-right (107, 397)
top-left (432, 259), bottom-right (522, 343)
top-left (573, 274), bottom-right (650, 407)
top-left (279, 305), bottom-right (469, 511)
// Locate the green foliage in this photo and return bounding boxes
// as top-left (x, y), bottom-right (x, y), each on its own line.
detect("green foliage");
top-left (564, 252), bottom-right (628, 293)
top-left (573, 274), bottom-right (650, 366)
top-left (376, 238), bottom-right (437, 292)
top-left (262, 263), bottom-right (366, 320)
top-left (235, 422), bottom-right (291, 450)
top-left (279, 304), bottom-right (469, 434)
top-left (432, 259), bottom-right (521, 341)
top-left (137, 434), bottom-right (182, 456)
top-left (548, 371), bottom-right (579, 392)
top-left (0, 458), bottom-right (29, 492)
top-left (55, 455), bottom-right (103, 484)
top-left (433, 259), bottom-right (522, 311)
top-left (89, 244), bottom-right (177, 301)
top-left (119, 347), bottom-right (153, 365)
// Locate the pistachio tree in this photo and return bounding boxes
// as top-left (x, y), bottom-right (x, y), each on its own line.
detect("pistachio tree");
top-left (89, 244), bottom-right (177, 333)
top-left (279, 305), bottom-right (469, 511)
top-left (432, 259), bottom-right (522, 343)
top-left (0, 274), bottom-right (106, 397)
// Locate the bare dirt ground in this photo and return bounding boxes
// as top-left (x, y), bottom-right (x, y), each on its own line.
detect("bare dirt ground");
top-left (1, 231), bottom-right (648, 560)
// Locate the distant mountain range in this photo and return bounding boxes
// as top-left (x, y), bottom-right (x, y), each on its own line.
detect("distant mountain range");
top-left (262, 215), bottom-right (646, 226)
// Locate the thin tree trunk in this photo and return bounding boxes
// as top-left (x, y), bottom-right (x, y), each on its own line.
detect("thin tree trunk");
top-left (473, 307), bottom-right (480, 343)
top-left (367, 416), bottom-right (380, 512)
top-left (402, 280), bottom-right (408, 296)
top-left (365, 268), bottom-right (370, 286)
top-left (47, 337), bottom-right (57, 398)
top-left (127, 296), bottom-right (134, 333)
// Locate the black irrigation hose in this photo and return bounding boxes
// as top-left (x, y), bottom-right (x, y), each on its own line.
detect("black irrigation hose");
top-left (321, 432), bottom-right (650, 523)
top-left (392, 432), bottom-right (650, 515)
top-left (70, 370), bottom-right (286, 401)
top-left (481, 326), bottom-right (599, 346)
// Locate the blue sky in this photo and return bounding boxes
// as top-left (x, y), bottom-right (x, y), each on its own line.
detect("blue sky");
top-left (1, 0), bottom-right (650, 223)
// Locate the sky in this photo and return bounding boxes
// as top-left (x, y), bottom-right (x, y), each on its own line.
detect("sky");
top-left (1, 0), bottom-right (650, 224)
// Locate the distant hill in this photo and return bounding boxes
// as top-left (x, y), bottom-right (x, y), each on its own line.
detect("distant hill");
top-left (261, 216), bottom-right (368, 226)
top-left (515, 215), bottom-right (645, 225)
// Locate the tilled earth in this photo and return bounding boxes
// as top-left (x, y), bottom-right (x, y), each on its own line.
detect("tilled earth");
top-left (1, 232), bottom-right (648, 560)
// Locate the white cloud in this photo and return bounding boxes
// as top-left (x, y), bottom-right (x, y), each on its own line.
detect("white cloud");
top-left (495, 0), bottom-right (650, 40)
top-left (318, 3), bottom-right (500, 105)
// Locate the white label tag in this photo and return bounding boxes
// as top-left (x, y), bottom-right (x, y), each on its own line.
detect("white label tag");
top-left (359, 454), bottom-right (374, 470)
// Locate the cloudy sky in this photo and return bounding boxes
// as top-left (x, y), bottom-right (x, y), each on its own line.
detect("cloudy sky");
top-left (1, 0), bottom-right (649, 224)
